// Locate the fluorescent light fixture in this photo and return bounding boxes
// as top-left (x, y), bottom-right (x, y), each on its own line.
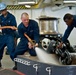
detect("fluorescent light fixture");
top-left (63, 0), bottom-right (76, 3)
top-left (25, 5), bottom-right (31, 8)
top-left (18, 1), bottom-right (36, 4)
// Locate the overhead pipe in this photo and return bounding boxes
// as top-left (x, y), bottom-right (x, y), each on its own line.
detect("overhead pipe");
top-left (51, 3), bottom-right (76, 11)
top-left (31, 0), bottom-right (45, 8)
top-left (7, 0), bottom-right (45, 9)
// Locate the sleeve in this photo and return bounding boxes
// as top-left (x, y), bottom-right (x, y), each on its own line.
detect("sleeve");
top-left (18, 25), bottom-right (28, 42)
top-left (0, 16), bottom-right (1, 25)
top-left (18, 25), bottom-right (25, 38)
top-left (33, 21), bottom-right (40, 43)
top-left (11, 16), bottom-right (17, 27)
top-left (62, 26), bottom-right (74, 43)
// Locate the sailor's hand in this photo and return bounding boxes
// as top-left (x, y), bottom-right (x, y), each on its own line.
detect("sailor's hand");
top-left (34, 43), bottom-right (38, 47)
top-left (10, 26), bottom-right (17, 30)
top-left (0, 26), bottom-right (1, 30)
top-left (28, 42), bottom-right (34, 49)
top-left (28, 42), bottom-right (38, 49)
top-left (56, 42), bottom-right (63, 49)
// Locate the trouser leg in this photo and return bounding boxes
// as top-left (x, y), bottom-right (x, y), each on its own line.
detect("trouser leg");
top-left (12, 40), bottom-right (28, 70)
top-left (0, 46), bottom-right (4, 67)
top-left (0, 35), bottom-right (6, 67)
top-left (28, 48), bottom-right (37, 56)
top-left (12, 40), bottom-right (28, 60)
top-left (6, 36), bottom-right (15, 60)
top-left (0, 35), bottom-right (6, 60)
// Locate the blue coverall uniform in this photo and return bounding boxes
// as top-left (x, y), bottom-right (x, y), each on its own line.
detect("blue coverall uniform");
top-left (62, 15), bottom-right (76, 42)
top-left (0, 12), bottom-right (17, 60)
top-left (13, 19), bottom-right (40, 59)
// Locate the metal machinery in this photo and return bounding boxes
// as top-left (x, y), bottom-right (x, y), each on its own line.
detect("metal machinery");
top-left (15, 55), bottom-right (76, 75)
top-left (38, 17), bottom-right (59, 35)
top-left (14, 16), bottom-right (76, 75)
top-left (37, 16), bottom-right (62, 49)
top-left (37, 16), bottom-right (75, 65)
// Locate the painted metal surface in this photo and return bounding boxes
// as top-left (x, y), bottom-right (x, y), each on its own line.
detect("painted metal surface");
top-left (16, 55), bottom-right (76, 75)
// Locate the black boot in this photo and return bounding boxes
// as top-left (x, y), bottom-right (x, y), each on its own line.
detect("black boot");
top-left (5, 50), bottom-right (9, 55)
top-left (0, 62), bottom-right (2, 67)
top-left (12, 62), bottom-right (17, 70)
top-left (0, 61), bottom-right (2, 69)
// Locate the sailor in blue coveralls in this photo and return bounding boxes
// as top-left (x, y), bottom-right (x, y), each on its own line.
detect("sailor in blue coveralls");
top-left (12, 12), bottom-right (40, 70)
top-left (0, 3), bottom-right (17, 67)
top-left (57, 13), bottom-right (76, 48)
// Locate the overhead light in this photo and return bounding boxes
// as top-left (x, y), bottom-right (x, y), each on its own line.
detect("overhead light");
top-left (63, 0), bottom-right (76, 3)
top-left (25, 5), bottom-right (31, 8)
top-left (18, 1), bottom-right (36, 4)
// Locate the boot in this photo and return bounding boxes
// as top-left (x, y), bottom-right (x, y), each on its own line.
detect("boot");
top-left (5, 50), bottom-right (9, 55)
top-left (12, 62), bottom-right (17, 70)
top-left (0, 61), bottom-right (2, 67)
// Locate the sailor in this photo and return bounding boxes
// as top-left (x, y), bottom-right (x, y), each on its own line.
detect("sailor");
top-left (57, 13), bottom-right (76, 48)
top-left (12, 12), bottom-right (40, 70)
top-left (0, 2), bottom-right (17, 67)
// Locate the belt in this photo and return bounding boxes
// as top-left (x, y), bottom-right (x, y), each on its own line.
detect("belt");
top-left (1, 33), bottom-right (7, 35)
top-left (0, 32), bottom-right (3, 35)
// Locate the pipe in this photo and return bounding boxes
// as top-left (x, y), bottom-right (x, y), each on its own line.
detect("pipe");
top-left (0, 26), bottom-right (17, 30)
top-left (24, 33), bottom-right (35, 46)
top-left (51, 3), bottom-right (76, 11)
top-left (31, 0), bottom-right (44, 8)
